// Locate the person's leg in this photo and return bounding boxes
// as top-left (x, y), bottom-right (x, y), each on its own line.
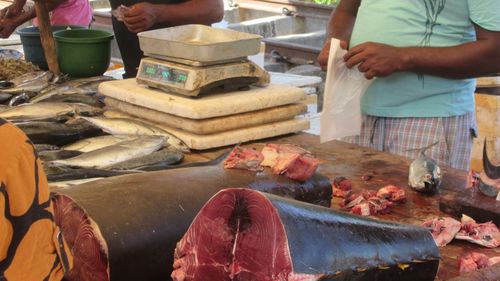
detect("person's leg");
top-left (110, 16), bottom-right (143, 78)
top-left (382, 113), bottom-right (475, 171)
top-left (342, 115), bottom-right (385, 151)
top-left (343, 113), bottom-right (475, 170)
top-left (441, 111), bottom-right (476, 171)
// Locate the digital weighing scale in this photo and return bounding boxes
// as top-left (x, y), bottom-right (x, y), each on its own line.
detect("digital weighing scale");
top-left (135, 25), bottom-right (269, 97)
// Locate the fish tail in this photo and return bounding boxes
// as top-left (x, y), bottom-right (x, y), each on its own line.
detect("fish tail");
top-left (406, 141), bottom-right (440, 156)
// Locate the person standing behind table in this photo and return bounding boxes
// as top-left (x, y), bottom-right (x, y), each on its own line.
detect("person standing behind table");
top-left (110, 0), bottom-right (224, 78)
top-left (317, 0), bottom-right (500, 171)
top-left (0, 118), bottom-right (73, 280)
top-left (0, 0), bottom-right (93, 38)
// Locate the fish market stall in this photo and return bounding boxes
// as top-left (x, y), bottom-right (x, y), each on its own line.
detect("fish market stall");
top-left (47, 133), bottom-right (499, 281)
top-left (0, 23), bottom-right (498, 281)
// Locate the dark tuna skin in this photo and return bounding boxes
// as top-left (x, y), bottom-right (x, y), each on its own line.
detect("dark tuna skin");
top-left (53, 159), bottom-right (333, 281)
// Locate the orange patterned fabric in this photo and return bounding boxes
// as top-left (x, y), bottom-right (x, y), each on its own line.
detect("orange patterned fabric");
top-left (0, 119), bottom-right (72, 281)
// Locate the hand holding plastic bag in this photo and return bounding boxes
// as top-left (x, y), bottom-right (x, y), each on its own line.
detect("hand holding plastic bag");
top-left (320, 38), bottom-right (373, 143)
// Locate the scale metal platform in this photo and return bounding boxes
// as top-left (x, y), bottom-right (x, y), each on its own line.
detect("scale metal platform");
top-left (136, 25), bottom-right (269, 97)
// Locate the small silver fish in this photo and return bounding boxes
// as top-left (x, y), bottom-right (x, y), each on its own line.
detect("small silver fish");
top-left (1, 71), bottom-right (53, 94)
top-left (0, 102), bottom-right (102, 122)
top-left (52, 135), bottom-right (165, 168)
top-left (408, 142), bottom-right (442, 194)
top-left (63, 135), bottom-right (141, 153)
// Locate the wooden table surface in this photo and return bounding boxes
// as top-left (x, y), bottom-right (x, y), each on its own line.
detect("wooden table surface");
top-left (184, 132), bottom-right (500, 280)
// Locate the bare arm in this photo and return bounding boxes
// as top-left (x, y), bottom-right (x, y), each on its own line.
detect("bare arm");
top-left (0, 0), bottom-right (65, 38)
top-left (123, 0), bottom-right (224, 33)
top-left (345, 24), bottom-right (500, 79)
top-left (317, 0), bottom-right (361, 70)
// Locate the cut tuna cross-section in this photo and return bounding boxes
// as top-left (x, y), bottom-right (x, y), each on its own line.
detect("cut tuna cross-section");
top-left (173, 188), bottom-right (440, 281)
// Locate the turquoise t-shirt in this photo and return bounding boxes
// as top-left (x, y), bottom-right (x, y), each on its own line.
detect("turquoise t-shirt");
top-left (350, 0), bottom-right (500, 117)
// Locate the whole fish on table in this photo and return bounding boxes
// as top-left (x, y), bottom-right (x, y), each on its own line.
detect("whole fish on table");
top-left (0, 71), bottom-right (53, 94)
top-left (63, 135), bottom-right (141, 153)
top-left (30, 76), bottom-right (114, 103)
top-left (39, 149), bottom-right (83, 162)
top-left (104, 147), bottom-right (184, 170)
top-left (40, 93), bottom-right (104, 108)
top-left (16, 119), bottom-right (103, 146)
top-left (0, 102), bottom-right (102, 122)
top-left (81, 117), bottom-right (190, 152)
top-left (52, 135), bottom-right (166, 168)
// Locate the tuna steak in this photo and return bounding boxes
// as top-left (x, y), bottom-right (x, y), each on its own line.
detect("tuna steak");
top-left (172, 188), bottom-right (439, 281)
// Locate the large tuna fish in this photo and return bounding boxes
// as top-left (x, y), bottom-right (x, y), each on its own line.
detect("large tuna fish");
top-left (52, 156), bottom-right (333, 281)
top-left (172, 188), bottom-right (440, 281)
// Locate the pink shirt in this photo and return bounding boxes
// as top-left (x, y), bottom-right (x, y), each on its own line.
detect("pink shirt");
top-left (33, 0), bottom-right (93, 27)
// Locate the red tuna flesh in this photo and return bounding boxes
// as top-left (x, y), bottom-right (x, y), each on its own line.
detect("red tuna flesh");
top-left (173, 188), bottom-right (440, 281)
top-left (422, 217), bottom-right (461, 247)
top-left (458, 252), bottom-right (500, 274)
top-left (376, 185), bottom-right (406, 203)
top-left (52, 194), bottom-right (110, 281)
top-left (332, 176), bottom-right (352, 198)
top-left (261, 144), bottom-right (319, 182)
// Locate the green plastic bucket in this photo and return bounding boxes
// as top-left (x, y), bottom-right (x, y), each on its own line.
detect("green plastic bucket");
top-left (54, 29), bottom-right (114, 78)
top-left (17, 26), bottom-right (86, 70)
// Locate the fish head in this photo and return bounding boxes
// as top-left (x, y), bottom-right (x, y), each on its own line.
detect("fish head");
top-left (409, 156), bottom-right (442, 194)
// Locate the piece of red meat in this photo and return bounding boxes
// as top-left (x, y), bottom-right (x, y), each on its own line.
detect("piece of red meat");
top-left (332, 177), bottom-right (352, 198)
top-left (172, 188), bottom-right (440, 281)
top-left (376, 185), bottom-right (406, 203)
top-left (342, 190), bottom-right (392, 216)
top-left (283, 155), bottom-right (320, 182)
top-left (261, 144), bottom-right (319, 182)
top-left (261, 144), bottom-right (309, 167)
top-left (458, 252), bottom-right (498, 274)
top-left (422, 217), bottom-right (461, 247)
top-left (351, 202), bottom-right (371, 216)
top-left (223, 146), bottom-right (264, 171)
top-left (52, 194), bottom-right (110, 281)
top-left (455, 215), bottom-right (500, 248)
top-left (368, 197), bottom-right (393, 215)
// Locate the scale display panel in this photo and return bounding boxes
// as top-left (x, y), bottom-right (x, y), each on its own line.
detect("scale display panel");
top-left (140, 61), bottom-right (188, 86)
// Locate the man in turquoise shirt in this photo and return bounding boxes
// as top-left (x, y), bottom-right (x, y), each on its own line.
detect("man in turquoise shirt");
top-left (318, 0), bottom-right (500, 170)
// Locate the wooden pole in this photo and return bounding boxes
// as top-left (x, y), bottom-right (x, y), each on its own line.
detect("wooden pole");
top-left (33, 1), bottom-right (60, 75)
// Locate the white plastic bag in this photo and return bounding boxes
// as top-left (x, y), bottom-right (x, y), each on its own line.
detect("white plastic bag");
top-left (320, 39), bottom-right (373, 143)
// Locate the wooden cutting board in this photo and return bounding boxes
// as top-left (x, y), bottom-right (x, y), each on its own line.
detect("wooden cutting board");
top-left (105, 97), bottom-right (307, 134)
top-left (440, 187), bottom-right (500, 226)
top-left (98, 79), bottom-right (306, 119)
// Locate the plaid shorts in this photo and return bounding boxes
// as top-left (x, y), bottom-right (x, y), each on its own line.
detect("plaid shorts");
top-left (343, 112), bottom-right (477, 171)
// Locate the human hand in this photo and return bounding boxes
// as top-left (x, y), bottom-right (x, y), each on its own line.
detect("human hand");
top-left (0, 17), bottom-right (19, 38)
top-left (343, 42), bottom-right (408, 79)
top-left (317, 39), bottom-right (348, 71)
top-left (123, 2), bottom-right (158, 33)
top-left (0, 0), bottom-right (27, 19)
